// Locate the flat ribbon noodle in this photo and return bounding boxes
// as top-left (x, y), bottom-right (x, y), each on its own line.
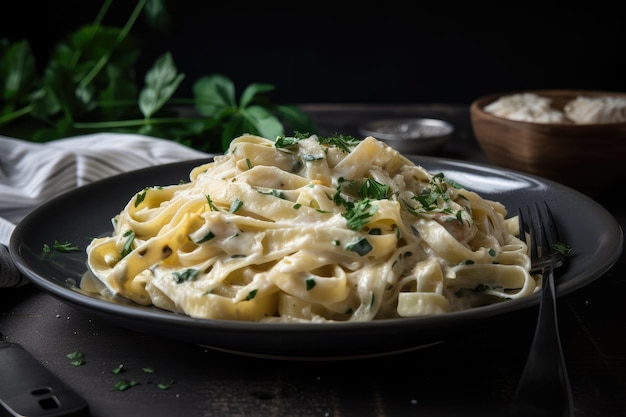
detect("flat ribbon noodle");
top-left (84, 134), bottom-right (539, 322)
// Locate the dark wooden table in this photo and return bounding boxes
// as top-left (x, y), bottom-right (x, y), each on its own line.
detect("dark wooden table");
top-left (1, 104), bottom-right (625, 417)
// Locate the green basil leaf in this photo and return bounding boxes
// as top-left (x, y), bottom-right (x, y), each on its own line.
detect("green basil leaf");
top-left (193, 74), bottom-right (236, 116)
top-left (139, 52), bottom-right (184, 118)
top-left (242, 105), bottom-right (284, 139)
top-left (239, 82), bottom-right (275, 108)
top-left (1, 39), bottom-right (36, 104)
top-left (275, 104), bottom-right (317, 134)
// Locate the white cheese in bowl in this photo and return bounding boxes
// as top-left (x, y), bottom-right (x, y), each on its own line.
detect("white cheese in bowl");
top-left (484, 93), bottom-right (565, 123)
top-left (484, 92), bottom-right (626, 124)
top-left (564, 96), bottom-right (626, 124)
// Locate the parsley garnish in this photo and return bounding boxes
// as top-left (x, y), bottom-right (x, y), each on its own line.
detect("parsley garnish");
top-left (206, 194), bottom-right (219, 211)
top-left (274, 131), bottom-right (310, 148)
top-left (157, 380), bottom-right (175, 390)
top-left (66, 351), bottom-right (85, 366)
top-left (112, 379), bottom-right (140, 392)
top-left (274, 132), bottom-right (360, 153)
top-left (121, 230), bottom-right (135, 257)
top-left (358, 178), bottom-right (392, 200)
top-left (258, 189), bottom-right (287, 199)
top-left (229, 198), bottom-right (243, 213)
top-left (173, 268), bottom-right (199, 283)
top-left (135, 188), bottom-right (148, 207)
top-left (553, 241), bottom-right (573, 256)
top-left (44, 240), bottom-right (80, 254)
top-left (195, 231), bottom-right (215, 243)
top-left (317, 134), bottom-right (360, 153)
top-left (406, 172), bottom-right (467, 220)
top-left (343, 199), bottom-right (378, 231)
top-left (346, 238), bottom-right (373, 256)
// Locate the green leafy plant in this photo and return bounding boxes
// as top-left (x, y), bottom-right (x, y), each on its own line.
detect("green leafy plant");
top-left (0, 0), bottom-right (316, 152)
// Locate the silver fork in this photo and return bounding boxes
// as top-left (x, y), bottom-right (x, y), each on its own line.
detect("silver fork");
top-left (509, 201), bottom-right (574, 417)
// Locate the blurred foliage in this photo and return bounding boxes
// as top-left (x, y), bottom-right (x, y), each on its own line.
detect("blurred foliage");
top-left (0, 0), bottom-right (316, 152)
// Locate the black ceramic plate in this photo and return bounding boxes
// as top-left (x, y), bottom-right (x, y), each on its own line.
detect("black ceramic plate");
top-left (10, 157), bottom-right (624, 359)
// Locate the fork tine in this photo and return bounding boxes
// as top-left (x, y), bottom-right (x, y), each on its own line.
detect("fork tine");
top-left (519, 204), bottom-right (539, 261)
top-left (540, 201), bottom-right (560, 249)
top-left (519, 201), bottom-right (562, 272)
top-left (531, 202), bottom-right (548, 259)
top-left (534, 201), bottom-right (565, 261)
top-left (518, 207), bottom-right (528, 244)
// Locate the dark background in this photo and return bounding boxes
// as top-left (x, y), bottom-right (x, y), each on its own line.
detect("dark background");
top-left (3, 1), bottom-right (625, 105)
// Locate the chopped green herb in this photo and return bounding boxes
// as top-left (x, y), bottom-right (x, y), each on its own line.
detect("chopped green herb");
top-left (142, 367), bottom-right (156, 373)
top-left (553, 241), bottom-right (573, 256)
top-left (112, 364), bottom-right (124, 374)
top-left (305, 278), bottom-right (316, 290)
top-left (406, 172), bottom-right (469, 222)
top-left (258, 189), bottom-right (287, 200)
top-left (66, 351), bottom-right (85, 366)
top-left (246, 158), bottom-right (252, 169)
top-left (173, 268), bottom-right (199, 283)
top-left (206, 194), bottom-right (219, 211)
top-left (66, 351), bottom-right (83, 360)
top-left (121, 230), bottom-right (135, 257)
top-left (358, 178), bottom-right (392, 200)
top-left (303, 153), bottom-right (324, 161)
top-left (369, 293), bottom-right (376, 308)
top-left (444, 177), bottom-right (464, 189)
top-left (112, 379), bottom-right (140, 392)
top-left (272, 190), bottom-right (287, 199)
top-left (317, 133), bottom-right (360, 153)
top-left (135, 188), bottom-right (148, 207)
top-left (274, 134), bottom-right (302, 148)
top-left (346, 238), bottom-right (373, 256)
top-left (229, 198), bottom-right (243, 213)
top-left (274, 132), bottom-right (359, 153)
top-left (157, 380), bottom-right (175, 390)
top-left (246, 289), bottom-right (258, 300)
top-left (45, 240), bottom-right (80, 253)
top-left (195, 231), bottom-right (216, 243)
top-left (343, 199), bottom-right (378, 231)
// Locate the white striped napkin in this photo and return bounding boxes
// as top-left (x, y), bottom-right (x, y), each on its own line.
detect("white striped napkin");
top-left (0, 133), bottom-right (209, 287)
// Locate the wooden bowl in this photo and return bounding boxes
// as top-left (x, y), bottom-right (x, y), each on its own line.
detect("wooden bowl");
top-left (470, 89), bottom-right (626, 196)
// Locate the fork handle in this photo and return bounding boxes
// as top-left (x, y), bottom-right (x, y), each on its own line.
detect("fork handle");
top-left (509, 268), bottom-right (574, 417)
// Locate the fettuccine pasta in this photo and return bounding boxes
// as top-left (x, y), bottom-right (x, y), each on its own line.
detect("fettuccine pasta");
top-left (85, 133), bottom-right (538, 322)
